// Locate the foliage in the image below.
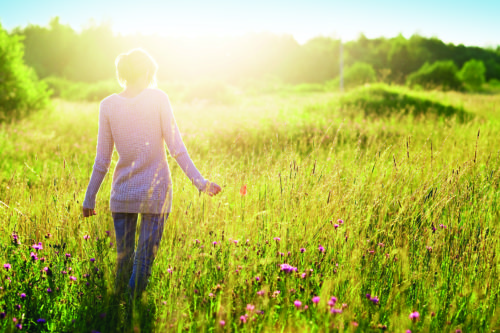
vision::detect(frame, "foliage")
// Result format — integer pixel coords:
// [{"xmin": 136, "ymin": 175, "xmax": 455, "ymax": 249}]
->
[
  {"xmin": 326, "ymin": 62, "xmax": 377, "ymax": 91},
  {"xmin": 459, "ymin": 59, "xmax": 486, "ymax": 90},
  {"xmin": 0, "ymin": 89, "xmax": 499, "ymax": 332},
  {"xmin": 9, "ymin": 18, "xmax": 500, "ymax": 85},
  {"xmin": 0, "ymin": 23, "xmax": 50, "ymax": 121},
  {"xmin": 406, "ymin": 61, "xmax": 463, "ymax": 91}
]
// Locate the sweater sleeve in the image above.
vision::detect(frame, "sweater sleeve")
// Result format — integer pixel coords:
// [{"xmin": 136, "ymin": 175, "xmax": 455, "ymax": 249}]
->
[
  {"xmin": 160, "ymin": 94, "xmax": 208, "ymax": 192},
  {"xmin": 83, "ymin": 102, "xmax": 114, "ymax": 209}
]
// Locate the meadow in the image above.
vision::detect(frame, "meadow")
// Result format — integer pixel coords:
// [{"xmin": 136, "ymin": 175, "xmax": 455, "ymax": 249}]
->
[{"xmin": 0, "ymin": 84, "xmax": 499, "ymax": 332}]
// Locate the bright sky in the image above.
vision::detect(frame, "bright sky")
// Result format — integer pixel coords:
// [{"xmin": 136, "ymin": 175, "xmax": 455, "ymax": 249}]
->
[{"xmin": 1, "ymin": 0, "xmax": 499, "ymax": 47}]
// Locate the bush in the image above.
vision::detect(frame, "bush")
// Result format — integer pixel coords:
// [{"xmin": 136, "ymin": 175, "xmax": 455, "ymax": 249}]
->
[
  {"xmin": 459, "ymin": 59, "xmax": 486, "ymax": 91},
  {"xmin": 327, "ymin": 62, "xmax": 376, "ymax": 90},
  {"xmin": 0, "ymin": 23, "xmax": 50, "ymax": 121},
  {"xmin": 406, "ymin": 61, "xmax": 463, "ymax": 91}
]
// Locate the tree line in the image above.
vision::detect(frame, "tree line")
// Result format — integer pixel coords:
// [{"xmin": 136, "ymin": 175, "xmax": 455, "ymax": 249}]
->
[{"xmin": 10, "ymin": 17, "xmax": 500, "ymax": 85}]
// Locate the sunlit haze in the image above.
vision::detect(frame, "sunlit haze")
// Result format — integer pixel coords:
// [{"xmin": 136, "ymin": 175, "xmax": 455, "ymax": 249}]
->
[{"xmin": 1, "ymin": 0, "xmax": 500, "ymax": 46}]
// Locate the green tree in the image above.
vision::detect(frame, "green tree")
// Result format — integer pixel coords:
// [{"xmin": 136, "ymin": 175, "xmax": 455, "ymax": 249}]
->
[
  {"xmin": 0, "ymin": 23, "xmax": 49, "ymax": 121},
  {"xmin": 407, "ymin": 60, "xmax": 463, "ymax": 91},
  {"xmin": 459, "ymin": 59, "xmax": 486, "ymax": 90}
]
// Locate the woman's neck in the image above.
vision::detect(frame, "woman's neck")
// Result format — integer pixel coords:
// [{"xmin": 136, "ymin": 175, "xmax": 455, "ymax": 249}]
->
[{"xmin": 120, "ymin": 83, "xmax": 149, "ymax": 98}]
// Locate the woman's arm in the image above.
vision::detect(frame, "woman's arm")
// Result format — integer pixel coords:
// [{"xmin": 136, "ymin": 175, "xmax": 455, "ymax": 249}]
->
[
  {"xmin": 82, "ymin": 102, "xmax": 114, "ymax": 215},
  {"xmin": 160, "ymin": 94, "xmax": 221, "ymax": 196}
]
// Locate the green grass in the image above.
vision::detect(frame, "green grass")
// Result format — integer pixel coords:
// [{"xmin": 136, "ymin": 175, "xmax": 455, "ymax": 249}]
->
[{"xmin": 0, "ymin": 84, "xmax": 499, "ymax": 332}]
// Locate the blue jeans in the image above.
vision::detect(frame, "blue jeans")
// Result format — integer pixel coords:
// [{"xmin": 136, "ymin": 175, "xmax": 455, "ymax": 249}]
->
[{"xmin": 112, "ymin": 212, "xmax": 168, "ymax": 297}]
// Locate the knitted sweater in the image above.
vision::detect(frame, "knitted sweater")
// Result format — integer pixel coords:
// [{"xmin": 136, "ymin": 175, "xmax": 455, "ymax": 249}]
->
[{"xmin": 83, "ymin": 88, "xmax": 207, "ymax": 213}]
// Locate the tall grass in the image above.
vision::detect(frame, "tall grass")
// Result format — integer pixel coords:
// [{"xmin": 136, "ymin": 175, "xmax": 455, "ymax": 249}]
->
[{"xmin": 0, "ymin": 85, "xmax": 499, "ymax": 332}]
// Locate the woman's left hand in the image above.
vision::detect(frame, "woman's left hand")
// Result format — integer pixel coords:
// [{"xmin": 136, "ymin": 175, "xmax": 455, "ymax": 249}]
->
[{"xmin": 82, "ymin": 207, "xmax": 97, "ymax": 218}]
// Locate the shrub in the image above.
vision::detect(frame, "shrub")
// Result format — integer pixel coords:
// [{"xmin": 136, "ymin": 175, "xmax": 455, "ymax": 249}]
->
[
  {"xmin": 0, "ymin": 23, "xmax": 50, "ymax": 121},
  {"xmin": 459, "ymin": 59, "xmax": 486, "ymax": 91},
  {"xmin": 327, "ymin": 62, "xmax": 376, "ymax": 90},
  {"xmin": 406, "ymin": 60, "xmax": 463, "ymax": 91}
]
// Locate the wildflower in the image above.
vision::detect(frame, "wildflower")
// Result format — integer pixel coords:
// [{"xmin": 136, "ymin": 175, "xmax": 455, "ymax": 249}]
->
[
  {"xmin": 220, "ymin": 320, "xmax": 225, "ymax": 326},
  {"xmin": 318, "ymin": 245, "xmax": 325, "ymax": 253},
  {"xmin": 110, "ymin": 242, "xmax": 113, "ymax": 247},
  {"xmin": 351, "ymin": 322, "xmax": 359, "ymax": 327},
  {"xmin": 255, "ymin": 276, "xmax": 260, "ymax": 281},
  {"xmin": 47, "ymin": 288, "xmax": 52, "ymax": 293},
  {"xmin": 455, "ymin": 330, "xmax": 462, "ymax": 333},
  {"xmin": 240, "ymin": 184, "xmax": 247, "ymax": 196},
  {"xmin": 212, "ymin": 241, "xmax": 217, "ymax": 246},
  {"xmin": 194, "ymin": 239, "xmax": 200, "ymax": 244},
  {"xmin": 301, "ymin": 272, "xmax": 307, "ymax": 278},
  {"xmin": 62, "ymin": 270, "xmax": 67, "ymax": 275},
  {"xmin": 84, "ymin": 235, "xmax": 90, "ymax": 240},
  {"xmin": 11, "ymin": 233, "xmax": 20, "ymax": 245},
  {"xmin": 37, "ymin": 318, "xmax": 46, "ymax": 324},
  {"xmin": 69, "ymin": 276, "xmax": 77, "ymax": 281},
  {"xmin": 300, "ymin": 248, "xmax": 306, "ymax": 253},
  {"xmin": 30, "ymin": 252, "xmax": 38, "ymax": 261},
  {"xmin": 209, "ymin": 293, "xmax": 214, "ymax": 297},
  {"xmin": 15, "ymin": 324, "xmax": 22, "ymax": 330},
  {"xmin": 409, "ymin": 311, "xmax": 419, "ymax": 320},
  {"xmin": 272, "ymin": 290, "xmax": 281, "ymax": 298},
  {"xmin": 439, "ymin": 224, "xmax": 447, "ymax": 229},
  {"xmin": 426, "ymin": 246, "xmax": 433, "ymax": 252},
  {"xmin": 0, "ymin": 312, "xmax": 5, "ymax": 319},
  {"xmin": 338, "ymin": 219, "xmax": 344, "ymax": 224},
  {"xmin": 233, "ymin": 240, "xmax": 239, "ymax": 245},
  {"xmin": 246, "ymin": 304, "xmax": 255, "ymax": 312},
  {"xmin": 330, "ymin": 308, "xmax": 342, "ymax": 314},
  {"xmin": 280, "ymin": 263, "xmax": 297, "ymax": 273},
  {"xmin": 370, "ymin": 295, "xmax": 379, "ymax": 304},
  {"xmin": 167, "ymin": 268, "xmax": 172, "ymax": 274},
  {"xmin": 13, "ymin": 317, "xmax": 17, "ymax": 322},
  {"xmin": 20, "ymin": 293, "xmax": 26, "ymax": 299},
  {"xmin": 15, "ymin": 304, "xmax": 21, "ymax": 310},
  {"xmin": 328, "ymin": 296, "xmax": 337, "ymax": 307},
  {"xmin": 334, "ymin": 224, "xmax": 339, "ymax": 229},
  {"xmin": 312, "ymin": 296, "xmax": 320, "ymax": 304},
  {"xmin": 90, "ymin": 258, "xmax": 96, "ymax": 262},
  {"xmin": 240, "ymin": 315, "xmax": 247, "ymax": 323},
  {"xmin": 4, "ymin": 263, "xmax": 11, "ymax": 271},
  {"xmin": 45, "ymin": 233, "xmax": 52, "ymax": 239},
  {"xmin": 378, "ymin": 243, "xmax": 385, "ymax": 247},
  {"xmin": 273, "ymin": 237, "xmax": 280, "ymax": 242},
  {"xmin": 105, "ymin": 230, "xmax": 110, "ymax": 237},
  {"xmin": 257, "ymin": 290, "xmax": 265, "ymax": 296},
  {"xmin": 294, "ymin": 300, "xmax": 302, "ymax": 308},
  {"xmin": 406, "ymin": 330, "xmax": 412, "ymax": 333},
  {"xmin": 65, "ymin": 253, "xmax": 71, "ymax": 258},
  {"xmin": 32, "ymin": 242, "xmax": 43, "ymax": 251}
]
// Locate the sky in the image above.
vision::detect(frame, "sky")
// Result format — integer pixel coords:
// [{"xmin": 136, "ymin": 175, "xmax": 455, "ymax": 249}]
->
[{"xmin": 1, "ymin": 0, "xmax": 499, "ymax": 47}]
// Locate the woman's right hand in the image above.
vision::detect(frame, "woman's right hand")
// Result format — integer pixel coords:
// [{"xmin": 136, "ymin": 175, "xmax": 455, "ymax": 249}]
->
[{"xmin": 205, "ymin": 182, "xmax": 222, "ymax": 197}]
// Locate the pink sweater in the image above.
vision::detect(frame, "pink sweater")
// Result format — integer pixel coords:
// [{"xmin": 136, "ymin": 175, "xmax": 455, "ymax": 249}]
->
[{"xmin": 83, "ymin": 88, "xmax": 207, "ymax": 214}]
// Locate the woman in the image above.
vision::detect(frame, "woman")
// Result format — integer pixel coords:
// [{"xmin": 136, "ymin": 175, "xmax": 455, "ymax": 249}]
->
[{"xmin": 82, "ymin": 48, "xmax": 221, "ymax": 298}]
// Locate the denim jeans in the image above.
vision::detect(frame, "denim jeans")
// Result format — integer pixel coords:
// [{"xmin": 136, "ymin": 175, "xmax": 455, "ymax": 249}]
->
[{"xmin": 112, "ymin": 212, "xmax": 168, "ymax": 298}]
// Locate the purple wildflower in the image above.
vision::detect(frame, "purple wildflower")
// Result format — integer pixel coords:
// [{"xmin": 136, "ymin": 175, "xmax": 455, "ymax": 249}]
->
[
  {"xmin": 65, "ymin": 253, "xmax": 71, "ymax": 258},
  {"xmin": 330, "ymin": 308, "xmax": 342, "ymax": 314},
  {"xmin": 318, "ymin": 245, "xmax": 325, "ymax": 253},
  {"xmin": 334, "ymin": 224, "xmax": 339, "ymax": 229},
  {"xmin": 69, "ymin": 276, "xmax": 77, "ymax": 281},
  {"xmin": 220, "ymin": 320, "xmax": 225, "ymax": 326},
  {"xmin": 47, "ymin": 288, "xmax": 52, "ymax": 293},
  {"xmin": 4, "ymin": 263, "xmax": 11, "ymax": 271},
  {"xmin": 257, "ymin": 290, "xmax": 265, "ymax": 296},
  {"xmin": 83, "ymin": 235, "xmax": 90, "ymax": 240},
  {"xmin": 20, "ymin": 293, "xmax": 26, "ymax": 299},
  {"xmin": 312, "ymin": 296, "xmax": 320, "ymax": 304},
  {"xmin": 240, "ymin": 315, "xmax": 247, "ymax": 323},
  {"xmin": 255, "ymin": 276, "xmax": 260, "ymax": 281},
  {"xmin": 15, "ymin": 304, "xmax": 21, "ymax": 310},
  {"xmin": 37, "ymin": 318, "xmax": 46, "ymax": 324},
  {"xmin": 0, "ymin": 312, "xmax": 5, "ymax": 319},
  {"xmin": 338, "ymin": 219, "xmax": 344, "ymax": 224},
  {"xmin": 300, "ymin": 248, "xmax": 306, "ymax": 253},
  {"xmin": 280, "ymin": 263, "xmax": 297, "ymax": 273},
  {"xmin": 409, "ymin": 311, "xmax": 419, "ymax": 320},
  {"xmin": 90, "ymin": 258, "xmax": 96, "ymax": 262},
  {"xmin": 294, "ymin": 300, "xmax": 302, "ymax": 308}
]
